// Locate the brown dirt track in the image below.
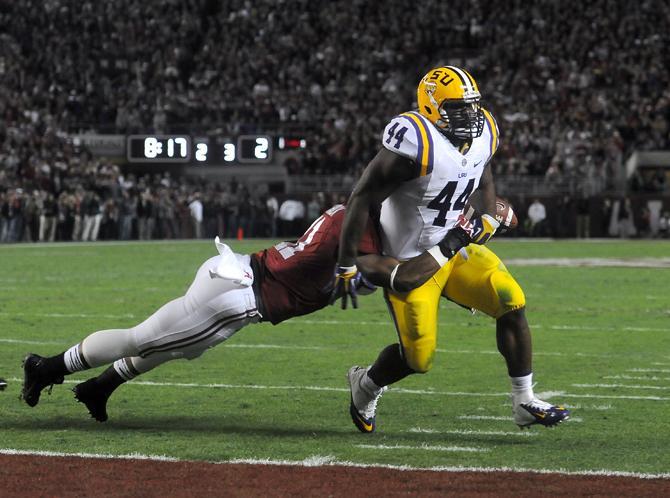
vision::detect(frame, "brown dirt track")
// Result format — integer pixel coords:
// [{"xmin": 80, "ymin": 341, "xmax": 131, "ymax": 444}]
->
[{"xmin": 1, "ymin": 454, "xmax": 669, "ymax": 497}]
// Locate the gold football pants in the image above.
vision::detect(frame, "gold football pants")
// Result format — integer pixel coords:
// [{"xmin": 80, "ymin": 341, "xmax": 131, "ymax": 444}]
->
[{"xmin": 385, "ymin": 244, "xmax": 525, "ymax": 373}]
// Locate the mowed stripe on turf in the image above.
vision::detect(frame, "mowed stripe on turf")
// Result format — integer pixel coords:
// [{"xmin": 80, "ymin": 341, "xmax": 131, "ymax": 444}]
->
[{"xmin": 0, "ymin": 448, "xmax": 668, "ymax": 480}]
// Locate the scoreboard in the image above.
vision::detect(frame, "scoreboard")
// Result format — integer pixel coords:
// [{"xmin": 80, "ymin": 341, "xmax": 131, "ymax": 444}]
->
[{"xmin": 126, "ymin": 135, "xmax": 273, "ymax": 164}]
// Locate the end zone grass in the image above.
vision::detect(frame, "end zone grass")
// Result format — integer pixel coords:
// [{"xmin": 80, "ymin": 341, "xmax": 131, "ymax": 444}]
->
[{"xmin": 1, "ymin": 239, "xmax": 669, "ymax": 475}]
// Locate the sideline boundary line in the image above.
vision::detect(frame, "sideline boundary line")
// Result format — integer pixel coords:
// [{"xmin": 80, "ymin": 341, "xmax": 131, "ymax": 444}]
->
[{"xmin": 1, "ymin": 449, "xmax": 668, "ymax": 480}]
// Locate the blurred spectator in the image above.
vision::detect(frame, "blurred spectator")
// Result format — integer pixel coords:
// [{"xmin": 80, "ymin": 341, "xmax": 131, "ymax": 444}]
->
[
  {"xmin": 81, "ymin": 192, "xmax": 102, "ymax": 242},
  {"xmin": 278, "ymin": 199, "xmax": 306, "ymax": 237},
  {"xmin": 137, "ymin": 190, "xmax": 156, "ymax": 241},
  {"xmin": 616, "ymin": 197, "xmax": 637, "ymax": 238},
  {"xmin": 39, "ymin": 193, "xmax": 58, "ymax": 242},
  {"xmin": 157, "ymin": 190, "xmax": 177, "ymax": 239},
  {"xmin": 266, "ymin": 194, "xmax": 279, "ymax": 238},
  {"xmin": 189, "ymin": 192, "xmax": 204, "ymax": 239},
  {"xmin": 119, "ymin": 190, "xmax": 137, "ymax": 240},
  {"xmin": 306, "ymin": 194, "xmax": 323, "ymax": 223},
  {"xmin": 526, "ymin": 198, "xmax": 547, "ymax": 237},
  {"xmin": 236, "ymin": 187, "xmax": 253, "ymax": 239},
  {"xmin": 575, "ymin": 196, "xmax": 590, "ymax": 239},
  {"xmin": 658, "ymin": 211, "xmax": 669, "ymax": 238}
]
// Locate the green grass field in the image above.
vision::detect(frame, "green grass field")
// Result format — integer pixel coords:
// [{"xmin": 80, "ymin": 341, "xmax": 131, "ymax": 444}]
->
[{"xmin": 1, "ymin": 239, "xmax": 669, "ymax": 475}]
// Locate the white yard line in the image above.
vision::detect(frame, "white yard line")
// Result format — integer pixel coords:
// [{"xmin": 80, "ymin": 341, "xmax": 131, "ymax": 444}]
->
[
  {"xmin": 0, "ymin": 336, "xmax": 663, "ymax": 362},
  {"xmin": 604, "ymin": 375, "xmax": 670, "ymax": 381},
  {"xmin": 0, "ymin": 338, "xmax": 67, "ymax": 346},
  {"xmin": 355, "ymin": 443, "xmax": 488, "ymax": 453},
  {"xmin": 2, "ymin": 312, "xmax": 669, "ymax": 334},
  {"xmin": 6, "ymin": 377, "xmax": 669, "ymax": 401},
  {"xmin": 573, "ymin": 383, "xmax": 670, "ymax": 391},
  {"xmin": 1, "ymin": 449, "xmax": 668, "ymax": 480},
  {"xmin": 563, "ymin": 393, "xmax": 669, "ymax": 401},
  {"xmin": 0, "ymin": 448, "xmax": 179, "ymax": 461},
  {"xmin": 455, "ymin": 415, "xmax": 583, "ymax": 423},
  {"xmin": 227, "ymin": 344, "xmax": 326, "ymax": 351},
  {"xmin": 0, "ymin": 311, "xmax": 137, "ymax": 320},
  {"xmin": 505, "ymin": 257, "xmax": 670, "ymax": 268},
  {"xmin": 1, "ymin": 337, "xmax": 322, "ymax": 350},
  {"xmin": 457, "ymin": 415, "xmax": 513, "ymax": 421},
  {"xmin": 628, "ymin": 368, "xmax": 670, "ymax": 373},
  {"xmin": 408, "ymin": 427, "xmax": 537, "ymax": 437},
  {"xmin": 563, "ymin": 404, "xmax": 612, "ymax": 411}
]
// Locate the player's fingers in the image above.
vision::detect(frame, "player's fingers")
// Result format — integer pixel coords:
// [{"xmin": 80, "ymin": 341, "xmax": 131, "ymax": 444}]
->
[
  {"xmin": 328, "ymin": 284, "xmax": 338, "ymax": 305},
  {"xmin": 329, "ymin": 279, "xmax": 343, "ymax": 305},
  {"xmin": 350, "ymin": 290, "xmax": 358, "ymax": 309}
]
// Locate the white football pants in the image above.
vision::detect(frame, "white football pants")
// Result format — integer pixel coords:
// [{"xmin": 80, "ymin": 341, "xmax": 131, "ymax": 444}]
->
[{"xmin": 77, "ymin": 253, "xmax": 260, "ymax": 378}]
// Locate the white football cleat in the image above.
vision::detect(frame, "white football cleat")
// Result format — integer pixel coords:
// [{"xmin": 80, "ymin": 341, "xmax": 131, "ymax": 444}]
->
[
  {"xmin": 513, "ymin": 396, "xmax": 570, "ymax": 428},
  {"xmin": 347, "ymin": 366, "xmax": 387, "ymax": 433}
]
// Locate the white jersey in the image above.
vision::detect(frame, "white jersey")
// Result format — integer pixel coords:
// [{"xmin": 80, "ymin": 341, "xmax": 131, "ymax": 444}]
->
[{"xmin": 379, "ymin": 109, "xmax": 500, "ymax": 259}]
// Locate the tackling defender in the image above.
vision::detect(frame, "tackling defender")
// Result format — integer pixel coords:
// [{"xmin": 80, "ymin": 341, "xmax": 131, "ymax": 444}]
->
[
  {"xmin": 333, "ymin": 65, "xmax": 570, "ymax": 432},
  {"xmin": 20, "ymin": 204, "xmax": 459, "ymax": 422}
]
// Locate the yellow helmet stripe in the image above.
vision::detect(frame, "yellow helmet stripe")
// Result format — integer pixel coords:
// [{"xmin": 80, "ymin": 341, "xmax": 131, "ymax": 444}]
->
[
  {"xmin": 401, "ymin": 112, "xmax": 434, "ymax": 176},
  {"xmin": 481, "ymin": 108, "xmax": 499, "ymax": 156}
]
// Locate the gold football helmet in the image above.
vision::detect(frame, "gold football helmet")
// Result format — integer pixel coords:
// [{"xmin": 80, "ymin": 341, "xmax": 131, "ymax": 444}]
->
[{"xmin": 417, "ymin": 66, "xmax": 485, "ymax": 140}]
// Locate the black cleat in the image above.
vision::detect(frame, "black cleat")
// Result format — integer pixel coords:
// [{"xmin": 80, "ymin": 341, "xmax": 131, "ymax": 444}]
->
[
  {"xmin": 21, "ymin": 354, "xmax": 64, "ymax": 407},
  {"xmin": 0, "ymin": 378, "xmax": 7, "ymax": 391},
  {"xmin": 73, "ymin": 378, "xmax": 111, "ymax": 422}
]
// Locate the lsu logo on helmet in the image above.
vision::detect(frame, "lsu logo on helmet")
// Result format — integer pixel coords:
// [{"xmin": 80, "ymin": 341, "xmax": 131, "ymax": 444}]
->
[{"xmin": 417, "ymin": 66, "xmax": 485, "ymax": 141}]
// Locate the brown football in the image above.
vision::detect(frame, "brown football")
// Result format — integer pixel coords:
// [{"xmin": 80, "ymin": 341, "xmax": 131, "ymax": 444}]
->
[
  {"xmin": 463, "ymin": 194, "xmax": 518, "ymax": 232},
  {"xmin": 494, "ymin": 197, "xmax": 518, "ymax": 231}
]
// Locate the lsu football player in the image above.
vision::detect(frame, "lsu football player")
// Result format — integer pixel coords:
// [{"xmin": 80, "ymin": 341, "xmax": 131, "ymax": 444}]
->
[{"xmin": 334, "ymin": 66, "xmax": 569, "ymax": 432}]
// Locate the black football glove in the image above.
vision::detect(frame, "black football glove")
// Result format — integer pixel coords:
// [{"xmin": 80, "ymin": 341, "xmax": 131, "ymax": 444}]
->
[{"xmin": 437, "ymin": 225, "xmax": 473, "ymax": 259}]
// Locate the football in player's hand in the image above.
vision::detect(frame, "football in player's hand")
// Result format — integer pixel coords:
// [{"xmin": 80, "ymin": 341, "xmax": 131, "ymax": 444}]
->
[
  {"xmin": 463, "ymin": 194, "xmax": 518, "ymax": 233},
  {"xmin": 494, "ymin": 197, "xmax": 518, "ymax": 232}
]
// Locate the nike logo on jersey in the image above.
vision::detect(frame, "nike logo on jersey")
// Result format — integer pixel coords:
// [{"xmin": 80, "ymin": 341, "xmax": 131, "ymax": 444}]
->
[{"xmin": 474, "ymin": 161, "xmax": 482, "ymax": 168}]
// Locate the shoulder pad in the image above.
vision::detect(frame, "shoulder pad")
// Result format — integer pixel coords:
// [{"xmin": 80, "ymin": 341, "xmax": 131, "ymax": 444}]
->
[
  {"xmin": 381, "ymin": 112, "xmax": 435, "ymax": 176},
  {"xmin": 481, "ymin": 108, "xmax": 500, "ymax": 156}
]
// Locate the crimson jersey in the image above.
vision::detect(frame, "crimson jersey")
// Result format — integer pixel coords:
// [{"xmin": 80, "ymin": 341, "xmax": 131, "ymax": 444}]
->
[{"xmin": 250, "ymin": 204, "xmax": 380, "ymax": 324}]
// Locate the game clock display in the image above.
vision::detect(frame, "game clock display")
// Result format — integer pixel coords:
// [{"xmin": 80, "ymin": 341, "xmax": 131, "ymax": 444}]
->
[{"xmin": 126, "ymin": 135, "xmax": 272, "ymax": 164}]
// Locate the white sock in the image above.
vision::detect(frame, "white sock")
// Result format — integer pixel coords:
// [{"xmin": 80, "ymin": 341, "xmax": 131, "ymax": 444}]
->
[
  {"xmin": 360, "ymin": 367, "xmax": 383, "ymax": 394},
  {"xmin": 511, "ymin": 373, "xmax": 534, "ymax": 404},
  {"xmin": 63, "ymin": 343, "xmax": 90, "ymax": 373}
]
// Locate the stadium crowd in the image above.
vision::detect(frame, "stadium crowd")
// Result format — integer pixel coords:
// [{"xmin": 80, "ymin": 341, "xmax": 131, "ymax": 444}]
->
[{"xmin": 1, "ymin": 0, "xmax": 669, "ymax": 242}]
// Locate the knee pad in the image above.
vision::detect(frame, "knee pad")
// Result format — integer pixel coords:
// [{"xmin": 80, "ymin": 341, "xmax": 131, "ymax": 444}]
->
[
  {"xmin": 403, "ymin": 347, "xmax": 434, "ymax": 374},
  {"xmin": 490, "ymin": 271, "xmax": 526, "ymax": 318}
]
